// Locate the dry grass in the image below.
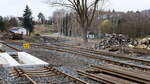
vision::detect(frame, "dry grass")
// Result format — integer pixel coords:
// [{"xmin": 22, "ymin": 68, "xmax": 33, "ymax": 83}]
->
[{"xmin": 34, "ymin": 25, "xmax": 54, "ymax": 35}]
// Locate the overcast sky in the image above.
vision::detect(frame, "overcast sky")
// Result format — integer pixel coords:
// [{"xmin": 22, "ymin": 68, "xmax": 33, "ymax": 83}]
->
[{"xmin": 0, "ymin": 0, "xmax": 150, "ymax": 19}]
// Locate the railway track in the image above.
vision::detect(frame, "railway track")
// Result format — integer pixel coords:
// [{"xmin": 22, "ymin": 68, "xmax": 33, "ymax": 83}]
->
[
  {"xmin": 28, "ymin": 43, "xmax": 150, "ymax": 71},
  {"xmin": 52, "ymin": 43, "xmax": 150, "ymax": 65},
  {"xmin": 0, "ymin": 42, "xmax": 88, "ymax": 84},
  {"xmin": 0, "ymin": 42, "xmax": 22, "ymax": 52},
  {"xmin": 2, "ymin": 41, "xmax": 150, "ymax": 71},
  {"xmin": 78, "ymin": 64, "xmax": 150, "ymax": 84},
  {"xmin": 9, "ymin": 66, "xmax": 87, "ymax": 84},
  {"xmin": 2, "ymin": 41, "xmax": 150, "ymax": 83}
]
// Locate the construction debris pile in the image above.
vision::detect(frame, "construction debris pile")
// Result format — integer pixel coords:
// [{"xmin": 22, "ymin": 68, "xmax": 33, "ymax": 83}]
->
[
  {"xmin": 1, "ymin": 31, "xmax": 23, "ymax": 40},
  {"xmin": 136, "ymin": 37, "xmax": 150, "ymax": 49},
  {"xmin": 94, "ymin": 33, "xmax": 138, "ymax": 49}
]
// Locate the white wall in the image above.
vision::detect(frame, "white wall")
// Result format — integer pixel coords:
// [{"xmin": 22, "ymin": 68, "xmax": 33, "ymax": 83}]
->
[{"xmin": 18, "ymin": 28, "xmax": 27, "ymax": 35}]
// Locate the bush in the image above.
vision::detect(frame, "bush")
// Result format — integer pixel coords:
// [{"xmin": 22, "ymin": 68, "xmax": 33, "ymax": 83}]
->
[{"xmin": 100, "ymin": 20, "xmax": 113, "ymax": 34}]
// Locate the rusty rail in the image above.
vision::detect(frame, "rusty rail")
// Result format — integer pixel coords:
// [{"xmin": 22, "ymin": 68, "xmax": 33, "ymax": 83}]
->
[
  {"xmin": 0, "ymin": 42, "xmax": 22, "ymax": 52},
  {"xmin": 78, "ymin": 64, "xmax": 150, "ymax": 84},
  {"xmin": 77, "ymin": 70, "xmax": 138, "ymax": 84},
  {"xmin": 13, "ymin": 67, "xmax": 37, "ymax": 84},
  {"xmin": 53, "ymin": 43, "xmax": 150, "ymax": 65},
  {"xmin": 3, "ymin": 42, "xmax": 150, "ymax": 67},
  {"xmin": 44, "ymin": 66, "xmax": 88, "ymax": 84},
  {"xmin": 30, "ymin": 43, "xmax": 150, "ymax": 71},
  {"xmin": 2, "ymin": 41, "xmax": 150, "ymax": 71},
  {"xmin": 91, "ymin": 64, "xmax": 150, "ymax": 84},
  {"xmin": 11, "ymin": 66, "xmax": 88, "ymax": 84}
]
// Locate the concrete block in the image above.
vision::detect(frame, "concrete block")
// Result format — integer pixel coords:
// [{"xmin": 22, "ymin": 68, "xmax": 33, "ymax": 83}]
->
[
  {"xmin": 18, "ymin": 52, "xmax": 48, "ymax": 65},
  {"xmin": 0, "ymin": 53, "xmax": 20, "ymax": 66}
]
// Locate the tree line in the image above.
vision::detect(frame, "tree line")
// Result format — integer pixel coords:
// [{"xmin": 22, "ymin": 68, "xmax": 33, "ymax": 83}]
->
[
  {"xmin": 0, "ymin": 5, "xmax": 34, "ymax": 35},
  {"xmin": 0, "ymin": 16, "xmax": 19, "ymax": 31},
  {"xmin": 1, "ymin": 1, "xmax": 150, "ymax": 41},
  {"xmin": 51, "ymin": 9, "xmax": 150, "ymax": 39},
  {"xmin": 0, "ymin": 5, "xmax": 52, "ymax": 36},
  {"xmin": 100, "ymin": 11, "xmax": 150, "ymax": 38}
]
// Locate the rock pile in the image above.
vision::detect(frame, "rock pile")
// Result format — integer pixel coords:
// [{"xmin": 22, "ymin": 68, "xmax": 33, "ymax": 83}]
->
[{"xmin": 94, "ymin": 33, "xmax": 138, "ymax": 49}]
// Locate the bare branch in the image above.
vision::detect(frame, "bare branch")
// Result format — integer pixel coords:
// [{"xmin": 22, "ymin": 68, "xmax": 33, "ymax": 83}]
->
[{"xmin": 46, "ymin": 0, "xmax": 107, "ymax": 42}]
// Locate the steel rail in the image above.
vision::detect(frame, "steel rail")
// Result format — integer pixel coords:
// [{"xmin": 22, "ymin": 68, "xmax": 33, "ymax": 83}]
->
[
  {"xmin": 11, "ymin": 66, "xmax": 88, "ymax": 84},
  {"xmin": 0, "ymin": 42, "xmax": 22, "ymax": 52},
  {"xmin": 91, "ymin": 65, "xmax": 150, "ymax": 84},
  {"xmin": 2, "ymin": 42, "xmax": 150, "ymax": 71},
  {"xmin": 13, "ymin": 67, "xmax": 37, "ymax": 84},
  {"xmin": 31, "ymin": 44, "xmax": 150, "ymax": 71},
  {"xmin": 52, "ymin": 43, "xmax": 150, "ymax": 66}
]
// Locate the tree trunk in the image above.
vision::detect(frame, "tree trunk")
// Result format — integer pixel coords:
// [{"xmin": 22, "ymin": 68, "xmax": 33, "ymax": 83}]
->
[
  {"xmin": 29, "ymin": 31, "xmax": 31, "ymax": 36},
  {"xmin": 26, "ymin": 30, "xmax": 29, "ymax": 36},
  {"xmin": 82, "ymin": 28, "xmax": 88, "ymax": 43}
]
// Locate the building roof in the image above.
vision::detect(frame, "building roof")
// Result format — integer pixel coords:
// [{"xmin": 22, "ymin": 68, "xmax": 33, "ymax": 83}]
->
[{"xmin": 9, "ymin": 27, "xmax": 26, "ymax": 32}]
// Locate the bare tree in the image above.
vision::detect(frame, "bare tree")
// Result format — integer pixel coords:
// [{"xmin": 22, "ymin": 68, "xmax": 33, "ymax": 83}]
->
[
  {"xmin": 47, "ymin": 0, "xmax": 106, "ymax": 42},
  {"xmin": 52, "ymin": 9, "xmax": 66, "ymax": 33},
  {"xmin": 38, "ymin": 12, "xmax": 46, "ymax": 24}
]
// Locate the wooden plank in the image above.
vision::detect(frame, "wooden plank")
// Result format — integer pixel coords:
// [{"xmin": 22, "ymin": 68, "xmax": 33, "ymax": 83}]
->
[
  {"xmin": 115, "ymin": 46, "xmax": 150, "ymax": 54},
  {"xmin": 24, "ymin": 74, "xmax": 37, "ymax": 84},
  {"xmin": 104, "ymin": 64, "xmax": 150, "ymax": 75},
  {"xmin": 26, "ymin": 72, "xmax": 54, "ymax": 75},
  {"xmin": 44, "ymin": 67, "xmax": 88, "ymax": 84},
  {"xmin": 78, "ymin": 70, "xmax": 137, "ymax": 84},
  {"xmin": 92, "ymin": 65, "xmax": 150, "ymax": 83},
  {"xmin": 97, "ymin": 73, "xmax": 137, "ymax": 84},
  {"xmin": 78, "ymin": 70, "xmax": 114, "ymax": 84}
]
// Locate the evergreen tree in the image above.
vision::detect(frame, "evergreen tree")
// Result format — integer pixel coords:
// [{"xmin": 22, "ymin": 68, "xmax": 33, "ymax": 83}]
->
[
  {"xmin": 23, "ymin": 5, "xmax": 34, "ymax": 36},
  {"xmin": 0, "ymin": 16, "xmax": 5, "ymax": 31}
]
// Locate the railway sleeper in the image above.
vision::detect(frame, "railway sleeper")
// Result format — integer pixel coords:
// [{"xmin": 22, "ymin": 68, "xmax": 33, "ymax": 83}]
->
[
  {"xmin": 91, "ymin": 65, "xmax": 150, "ymax": 84},
  {"xmin": 77, "ymin": 70, "xmax": 137, "ymax": 84}
]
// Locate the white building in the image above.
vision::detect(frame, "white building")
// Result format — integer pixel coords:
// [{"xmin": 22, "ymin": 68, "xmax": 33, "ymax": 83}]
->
[
  {"xmin": 9, "ymin": 27, "xmax": 27, "ymax": 35},
  {"xmin": 87, "ymin": 32, "xmax": 95, "ymax": 39}
]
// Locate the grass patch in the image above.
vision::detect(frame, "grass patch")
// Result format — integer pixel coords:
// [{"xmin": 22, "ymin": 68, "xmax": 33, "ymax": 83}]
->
[{"xmin": 33, "ymin": 24, "xmax": 55, "ymax": 35}]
